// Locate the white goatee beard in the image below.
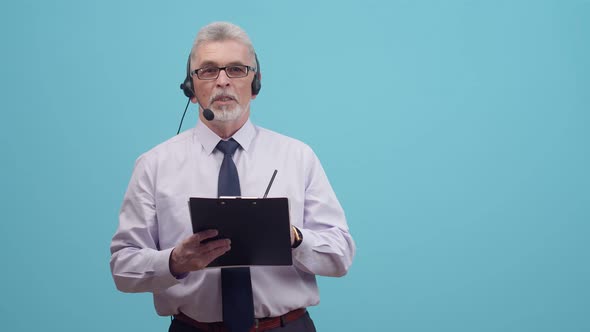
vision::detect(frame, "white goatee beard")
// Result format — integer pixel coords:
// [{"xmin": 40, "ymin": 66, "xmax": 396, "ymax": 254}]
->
[{"xmin": 210, "ymin": 104, "xmax": 245, "ymax": 122}]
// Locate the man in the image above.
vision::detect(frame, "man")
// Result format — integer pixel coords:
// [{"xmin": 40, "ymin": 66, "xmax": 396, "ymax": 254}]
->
[{"xmin": 110, "ymin": 21, "xmax": 355, "ymax": 332}]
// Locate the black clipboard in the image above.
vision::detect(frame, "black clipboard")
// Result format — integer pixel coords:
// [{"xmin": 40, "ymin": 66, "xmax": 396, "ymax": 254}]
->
[{"xmin": 188, "ymin": 197, "xmax": 293, "ymax": 267}]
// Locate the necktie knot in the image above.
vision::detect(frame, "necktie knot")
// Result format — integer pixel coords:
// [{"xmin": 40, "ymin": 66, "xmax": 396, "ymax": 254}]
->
[{"xmin": 216, "ymin": 138, "xmax": 240, "ymax": 156}]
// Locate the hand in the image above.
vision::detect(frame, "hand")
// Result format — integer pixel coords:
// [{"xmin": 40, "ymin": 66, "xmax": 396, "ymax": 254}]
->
[{"xmin": 169, "ymin": 229, "xmax": 231, "ymax": 276}]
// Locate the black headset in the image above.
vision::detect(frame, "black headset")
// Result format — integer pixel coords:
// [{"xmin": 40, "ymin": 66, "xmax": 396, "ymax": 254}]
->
[{"xmin": 180, "ymin": 53, "xmax": 262, "ymax": 99}]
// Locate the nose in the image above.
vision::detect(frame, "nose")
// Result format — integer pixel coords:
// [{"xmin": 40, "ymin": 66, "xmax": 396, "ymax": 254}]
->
[{"xmin": 215, "ymin": 68, "xmax": 231, "ymax": 88}]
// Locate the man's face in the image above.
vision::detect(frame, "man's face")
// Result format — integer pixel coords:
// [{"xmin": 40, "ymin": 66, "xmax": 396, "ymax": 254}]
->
[{"xmin": 192, "ymin": 40, "xmax": 257, "ymax": 122}]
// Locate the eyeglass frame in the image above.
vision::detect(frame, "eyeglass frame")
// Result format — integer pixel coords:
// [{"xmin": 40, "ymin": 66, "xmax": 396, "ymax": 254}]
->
[{"xmin": 190, "ymin": 64, "xmax": 257, "ymax": 80}]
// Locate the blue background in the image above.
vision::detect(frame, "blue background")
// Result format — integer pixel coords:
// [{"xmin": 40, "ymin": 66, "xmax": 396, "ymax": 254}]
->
[{"xmin": 1, "ymin": 0, "xmax": 589, "ymax": 331}]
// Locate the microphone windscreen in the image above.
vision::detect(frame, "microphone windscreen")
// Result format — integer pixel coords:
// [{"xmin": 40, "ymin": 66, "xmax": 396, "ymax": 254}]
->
[{"xmin": 203, "ymin": 108, "xmax": 215, "ymax": 121}]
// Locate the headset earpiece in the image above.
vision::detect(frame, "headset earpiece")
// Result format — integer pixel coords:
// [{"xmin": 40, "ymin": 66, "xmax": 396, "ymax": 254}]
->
[
  {"xmin": 180, "ymin": 55, "xmax": 194, "ymax": 98},
  {"xmin": 251, "ymin": 53, "xmax": 262, "ymax": 96}
]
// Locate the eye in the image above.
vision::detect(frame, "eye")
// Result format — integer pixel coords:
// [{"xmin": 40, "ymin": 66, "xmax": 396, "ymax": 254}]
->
[
  {"xmin": 227, "ymin": 66, "xmax": 247, "ymax": 76},
  {"xmin": 197, "ymin": 67, "xmax": 220, "ymax": 79},
  {"xmin": 201, "ymin": 67, "xmax": 218, "ymax": 75}
]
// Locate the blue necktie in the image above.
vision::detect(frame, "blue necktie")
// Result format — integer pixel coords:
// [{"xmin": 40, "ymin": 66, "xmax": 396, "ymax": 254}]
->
[{"xmin": 216, "ymin": 139, "xmax": 254, "ymax": 332}]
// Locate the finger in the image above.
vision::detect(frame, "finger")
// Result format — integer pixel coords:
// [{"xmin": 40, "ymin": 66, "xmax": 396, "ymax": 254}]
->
[
  {"xmin": 200, "ymin": 238, "xmax": 231, "ymax": 254},
  {"xmin": 189, "ymin": 239, "xmax": 230, "ymax": 268},
  {"xmin": 191, "ymin": 229, "xmax": 219, "ymax": 243},
  {"xmin": 198, "ymin": 245, "xmax": 232, "ymax": 267}
]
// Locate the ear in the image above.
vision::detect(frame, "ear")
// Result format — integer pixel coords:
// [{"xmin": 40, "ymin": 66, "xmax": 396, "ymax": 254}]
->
[{"xmin": 191, "ymin": 96, "xmax": 198, "ymax": 104}]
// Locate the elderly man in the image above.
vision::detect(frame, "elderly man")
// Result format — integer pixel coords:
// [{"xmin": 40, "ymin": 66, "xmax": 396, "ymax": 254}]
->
[{"xmin": 110, "ymin": 21, "xmax": 355, "ymax": 332}]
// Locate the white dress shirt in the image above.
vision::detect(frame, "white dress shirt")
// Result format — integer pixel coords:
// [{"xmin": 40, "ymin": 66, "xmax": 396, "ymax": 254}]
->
[{"xmin": 110, "ymin": 119, "xmax": 355, "ymax": 322}]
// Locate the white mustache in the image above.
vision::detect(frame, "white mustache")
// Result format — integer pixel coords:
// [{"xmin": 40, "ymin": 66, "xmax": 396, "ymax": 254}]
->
[{"xmin": 209, "ymin": 91, "xmax": 237, "ymax": 104}]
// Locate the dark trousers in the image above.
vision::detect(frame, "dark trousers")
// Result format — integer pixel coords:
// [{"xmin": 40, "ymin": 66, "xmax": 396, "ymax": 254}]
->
[{"xmin": 169, "ymin": 312, "xmax": 317, "ymax": 332}]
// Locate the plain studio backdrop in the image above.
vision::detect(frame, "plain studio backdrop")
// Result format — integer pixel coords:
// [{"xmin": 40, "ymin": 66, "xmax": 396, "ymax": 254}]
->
[{"xmin": 1, "ymin": 1, "xmax": 588, "ymax": 331}]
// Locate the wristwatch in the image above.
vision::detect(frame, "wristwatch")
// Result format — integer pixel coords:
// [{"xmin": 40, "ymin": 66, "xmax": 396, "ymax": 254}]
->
[{"xmin": 291, "ymin": 226, "xmax": 303, "ymax": 248}]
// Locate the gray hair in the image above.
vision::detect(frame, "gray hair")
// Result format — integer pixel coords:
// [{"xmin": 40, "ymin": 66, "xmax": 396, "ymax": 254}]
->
[{"xmin": 190, "ymin": 22, "xmax": 255, "ymax": 68}]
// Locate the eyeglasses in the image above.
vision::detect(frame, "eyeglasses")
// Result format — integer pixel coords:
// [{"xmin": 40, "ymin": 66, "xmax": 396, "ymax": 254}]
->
[{"xmin": 190, "ymin": 65, "xmax": 257, "ymax": 80}]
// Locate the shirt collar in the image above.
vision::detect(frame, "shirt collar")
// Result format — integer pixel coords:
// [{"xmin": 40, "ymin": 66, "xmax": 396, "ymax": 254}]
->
[{"xmin": 194, "ymin": 119, "xmax": 256, "ymax": 155}]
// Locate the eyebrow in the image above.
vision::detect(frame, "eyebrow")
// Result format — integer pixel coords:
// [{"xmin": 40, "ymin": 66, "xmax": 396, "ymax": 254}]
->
[{"xmin": 198, "ymin": 60, "xmax": 247, "ymax": 68}]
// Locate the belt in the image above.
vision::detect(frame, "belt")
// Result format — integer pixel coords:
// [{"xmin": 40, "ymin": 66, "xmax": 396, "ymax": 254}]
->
[{"xmin": 174, "ymin": 308, "xmax": 307, "ymax": 332}]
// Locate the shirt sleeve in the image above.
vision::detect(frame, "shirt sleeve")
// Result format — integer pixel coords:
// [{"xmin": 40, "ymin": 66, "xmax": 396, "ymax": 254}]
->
[
  {"xmin": 110, "ymin": 155, "xmax": 181, "ymax": 293},
  {"xmin": 291, "ymin": 149, "xmax": 356, "ymax": 277}
]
